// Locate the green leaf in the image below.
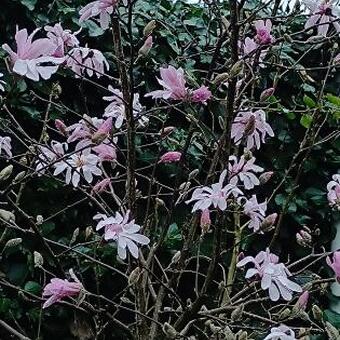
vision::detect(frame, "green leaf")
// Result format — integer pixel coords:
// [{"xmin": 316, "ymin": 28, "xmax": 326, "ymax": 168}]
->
[
  {"xmin": 326, "ymin": 94, "xmax": 340, "ymax": 107},
  {"xmin": 24, "ymin": 281, "xmax": 41, "ymax": 295},
  {"xmin": 300, "ymin": 114, "xmax": 313, "ymax": 128},
  {"xmin": 303, "ymin": 95, "xmax": 316, "ymax": 108},
  {"xmin": 20, "ymin": 0, "xmax": 38, "ymax": 10},
  {"xmin": 324, "ymin": 309, "xmax": 340, "ymax": 328}
]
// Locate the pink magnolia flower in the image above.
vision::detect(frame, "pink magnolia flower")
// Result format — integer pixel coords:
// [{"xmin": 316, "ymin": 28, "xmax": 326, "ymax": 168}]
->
[
  {"xmin": 0, "ymin": 73, "xmax": 6, "ymax": 92},
  {"xmin": 335, "ymin": 53, "xmax": 340, "ymax": 64},
  {"xmin": 103, "ymin": 86, "xmax": 147, "ymax": 128},
  {"xmin": 94, "ymin": 211, "xmax": 150, "ymax": 260},
  {"xmin": 35, "ymin": 141, "xmax": 68, "ymax": 174},
  {"xmin": 92, "ymin": 143, "xmax": 117, "ymax": 161},
  {"xmin": 263, "ymin": 325, "xmax": 296, "ymax": 340},
  {"xmin": 92, "ymin": 178, "xmax": 111, "ymax": 193},
  {"xmin": 67, "ymin": 116, "xmax": 104, "ymax": 145},
  {"xmin": 158, "ymin": 151, "xmax": 182, "ymax": 163},
  {"xmin": 254, "ymin": 20, "xmax": 274, "ymax": 45},
  {"xmin": 92, "ymin": 117, "xmax": 113, "ymax": 143},
  {"xmin": 327, "ymin": 174, "xmax": 340, "ymax": 210},
  {"xmin": 42, "ymin": 277, "xmax": 83, "ymax": 309},
  {"xmin": 2, "ymin": 28, "xmax": 64, "ymax": 81},
  {"xmin": 0, "ymin": 136, "xmax": 12, "ymax": 157},
  {"xmin": 186, "ymin": 170, "xmax": 243, "ymax": 212},
  {"xmin": 79, "ymin": 0, "xmax": 127, "ymax": 30},
  {"xmin": 231, "ymin": 109, "xmax": 274, "ymax": 150},
  {"xmin": 326, "ymin": 251, "xmax": 340, "ymax": 283},
  {"xmin": 243, "ymin": 195, "xmax": 267, "ymax": 232},
  {"xmin": 241, "ymin": 37, "xmax": 267, "ymax": 66},
  {"xmin": 54, "ymin": 148, "xmax": 102, "ymax": 187},
  {"xmin": 45, "ymin": 23, "xmax": 79, "ymax": 57},
  {"xmin": 228, "ymin": 155, "xmax": 264, "ymax": 190},
  {"xmin": 145, "ymin": 65, "xmax": 188, "ymax": 101},
  {"xmin": 237, "ymin": 249, "xmax": 302, "ymax": 301},
  {"xmin": 191, "ymin": 86, "xmax": 212, "ymax": 104},
  {"xmin": 66, "ymin": 47, "xmax": 109, "ymax": 78},
  {"xmin": 303, "ymin": 0, "xmax": 340, "ymax": 36}
]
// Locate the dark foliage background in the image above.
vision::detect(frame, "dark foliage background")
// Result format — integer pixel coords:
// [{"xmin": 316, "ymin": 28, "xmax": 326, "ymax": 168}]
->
[{"xmin": 0, "ymin": 0, "xmax": 339, "ymax": 338}]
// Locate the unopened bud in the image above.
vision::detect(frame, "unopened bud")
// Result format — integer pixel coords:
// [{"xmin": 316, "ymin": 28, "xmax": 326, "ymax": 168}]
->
[
  {"xmin": 70, "ymin": 228, "xmax": 79, "ymax": 245},
  {"xmin": 170, "ymin": 251, "xmax": 181, "ymax": 264},
  {"xmin": 279, "ymin": 308, "xmax": 291, "ymax": 320},
  {"xmin": 143, "ymin": 20, "xmax": 157, "ymax": 36},
  {"xmin": 55, "ymin": 119, "xmax": 68, "ymax": 136},
  {"xmin": 33, "ymin": 251, "xmax": 44, "ymax": 267},
  {"xmin": 236, "ymin": 330, "xmax": 248, "ymax": 340},
  {"xmin": 243, "ymin": 149, "xmax": 253, "ymax": 161},
  {"xmin": 259, "ymin": 171, "xmax": 274, "ymax": 184},
  {"xmin": 19, "ymin": 156, "xmax": 28, "ymax": 166},
  {"xmin": 0, "ymin": 209, "xmax": 15, "ymax": 222},
  {"xmin": 160, "ymin": 126, "xmax": 175, "ymax": 138},
  {"xmin": 128, "ymin": 267, "xmax": 141, "ymax": 285},
  {"xmin": 189, "ymin": 169, "xmax": 199, "ymax": 180},
  {"xmin": 0, "ymin": 165, "xmax": 13, "ymax": 181},
  {"xmin": 312, "ymin": 304, "xmax": 323, "ymax": 321},
  {"xmin": 85, "ymin": 226, "xmax": 93, "ymax": 240},
  {"xmin": 212, "ymin": 72, "xmax": 229, "ymax": 85},
  {"xmin": 155, "ymin": 197, "xmax": 165, "ymax": 207},
  {"xmin": 138, "ymin": 36, "xmax": 153, "ymax": 57},
  {"xmin": 261, "ymin": 213, "xmax": 278, "ymax": 231},
  {"xmin": 4, "ymin": 238, "xmax": 22, "ymax": 248},
  {"xmin": 231, "ymin": 304, "xmax": 244, "ymax": 322},
  {"xmin": 293, "ymin": 291, "xmax": 309, "ymax": 314},
  {"xmin": 229, "ymin": 60, "xmax": 244, "ymax": 78},
  {"xmin": 260, "ymin": 87, "xmax": 275, "ymax": 101},
  {"xmin": 162, "ymin": 322, "xmax": 177, "ymax": 339},
  {"xmin": 92, "ymin": 178, "xmax": 111, "ymax": 194},
  {"xmin": 200, "ymin": 209, "xmax": 211, "ymax": 234},
  {"xmin": 14, "ymin": 171, "xmax": 26, "ymax": 183}
]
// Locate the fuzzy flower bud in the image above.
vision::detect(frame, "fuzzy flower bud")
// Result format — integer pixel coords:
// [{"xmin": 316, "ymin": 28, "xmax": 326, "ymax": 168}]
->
[
  {"xmin": 138, "ymin": 36, "xmax": 153, "ymax": 57},
  {"xmin": 229, "ymin": 60, "xmax": 244, "ymax": 78},
  {"xmin": 143, "ymin": 20, "xmax": 157, "ymax": 36},
  {"xmin": 200, "ymin": 209, "xmax": 211, "ymax": 234},
  {"xmin": 0, "ymin": 165, "xmax": 13, "ymax": 181},
  {"xmin": 260, "ymin": 87, "xmax": 275, "ymax": 101},
  {"xmin": 212, "ymin": 72, "xmax": 229, "ymax": 85},
  {"xmin": 162, "ymin": 323, "xmax": 177, "ymax": 339},
  {"xmin": 160, "ymin": 126, "xmax": 175, "ymax": 138},
  {"xmin": 294, "ymin": 291, "xmax": 309, "ymax": 312},
  {"xmin": 259, "ymin": 171, "xmax": 274, "ymax": 184},
  {"xmin": 0, "ymin": 209, "xmax": 15, "ymax": 222},
  {"xmin": 260, "ymin": 213, "xmax": 277, "ymax": 231},
  {"xmin": 55, "ymin": 119, "xmax": 68, "ymax": 136},
  {"xmin": 92, "ymin": 178, "xmax": 111, "ymax": 194},
  {"xmin": 34, "ymin": 251, "xmax": 44, "ymax": 268},
  {"xmin": 159, "ymin": 151, "xmax": 181, "ymax": 164}
]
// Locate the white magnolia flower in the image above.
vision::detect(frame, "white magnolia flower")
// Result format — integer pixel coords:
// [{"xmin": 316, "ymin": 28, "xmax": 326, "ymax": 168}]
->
[
  {"xmin": 263, "ymin": 325, "xmax": 296, "ymax": 340},
  {"xmin": 36, "ymin": 141, "xmax": 68, "ymax": 174},
  {"xmin": 103, "ymin": 85, "xmax": 147, "ymax": 128},
  {"xmin": 327, "ymin": 174, "xmax": 340, "ymax": 210},
  {"xmin": 243, "ymin": 195, "xmax": 267, "ymax": 232},
  {"xmin": 186, "ymin": 170, "xmax": 243, "ymax": 212},
  {"xmin": 237, "ymin": 249, "xmax": 302, "ymax": 301},
  {"xmin": 54, "ymin": 148, "xmax": 102, "ymax": 187},
  {"xmin": 94, "ymin": 210, "xmax": 150, "ymax": 260},
  {"xmin": 229, "ymin": 155, "xmax": 264, "ymax": 190}
]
